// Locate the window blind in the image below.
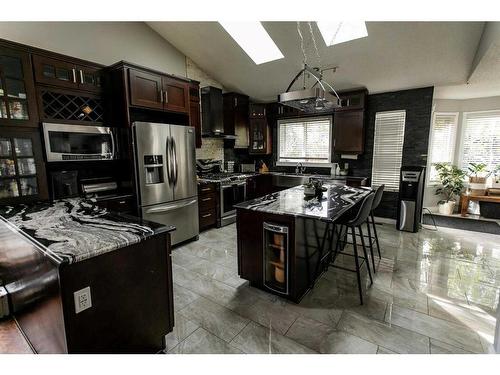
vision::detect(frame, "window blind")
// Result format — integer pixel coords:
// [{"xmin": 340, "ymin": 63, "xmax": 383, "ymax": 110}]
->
[
  {"xmin": 461, "ymin": 111, "xmax": 500, "ymax": 171},
  {"xmin": 371, "ymin": 110, "xmax": 406, "ymax": 191},
  {"xmin": 428, "ymin": 112, "xmax": 458, "ymax": 182},
  {"xmin": 278, "ymin": 117, "xmax": 331, "ymax": 164}
]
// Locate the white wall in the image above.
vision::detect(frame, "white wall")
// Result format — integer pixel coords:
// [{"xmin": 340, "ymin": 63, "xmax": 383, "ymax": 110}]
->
[
  {"xmin": 423, "ymin": 95, "xmax": 500, "ymax": 209},
  {"xmin": 0, "ymin": 22, "xmax": 186, "ymax": 76}
]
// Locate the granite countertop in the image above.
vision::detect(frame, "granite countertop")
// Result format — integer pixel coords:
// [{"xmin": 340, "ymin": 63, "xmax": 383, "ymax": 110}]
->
[
  {"xmin": 235, "ymin": 183, "xmax": 371, "ymax": 222},
  {"xmin": 0, "ymin": 198, "xmax": 175, "ymax": 264}
]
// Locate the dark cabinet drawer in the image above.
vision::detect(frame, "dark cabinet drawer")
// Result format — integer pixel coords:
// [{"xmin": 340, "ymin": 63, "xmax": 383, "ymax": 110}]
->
[
  {"xmin": 199, "ymin": 193, "xmax": 216, "ymax": 211},
  {"xmin": 198, "ymin": 183, "xmax": 217, "ymax": 194},
  {"xmin": 199, "ymin": 209, "xmax": 217, "ymax": 230}
]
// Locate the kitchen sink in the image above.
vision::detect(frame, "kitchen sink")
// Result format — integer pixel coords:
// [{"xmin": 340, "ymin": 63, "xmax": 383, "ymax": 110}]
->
[{"xmin": 271, "ymin": 173, "xmax": 313, "ymax": 188}]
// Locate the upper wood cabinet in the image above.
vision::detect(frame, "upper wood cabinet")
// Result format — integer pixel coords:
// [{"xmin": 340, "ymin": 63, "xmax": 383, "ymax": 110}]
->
[
  {"xmin": 333, "ymin": 109, "xmax": 365, "ymax": 154},
  {"xmin": 32, "ymin": 54, "xmax": 102, "ymax": 93},
  {"xmin": 0, "ymin": 45, "xmax": 38, "ymax": 127},
  {"xmin": 249, "ymin": 118, "xmax": 272, "ymax": 155},
  {"xmin": 189, "ymin": 82, "xmax": 202, "ymax": 148},
  {"xmin": 163, "ymin": 77, "xmax": 189, "ymax": 113},
  {"xmin": 336, "ymin": 89, "xmax": 367, "ymax": 112},
  {"xmin": 128, "ymin": 69, "xmax": 163, "ymax": 110},
  {"xmin": 224, "ymin": 93, "xmax": 249, "ymax": 148},
  {"xmin": 127, "ymin": 68, "xmax": 189, "ymax": 114},
  {"xmin": 249, "ymin": 103, "xmax": 266, "ymax": 118}
]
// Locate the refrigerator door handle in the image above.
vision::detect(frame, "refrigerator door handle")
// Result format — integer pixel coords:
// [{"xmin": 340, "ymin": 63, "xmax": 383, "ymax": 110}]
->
[
  {"xmin": 144, "ymin": 199, "xmax": 197, "ymax": 214},
  {"xmin": 166, "ymin": 136, "xmax": 173, "ymax": 185},
  {"xmin": 172, "ymin": 138, "xmax": 179, "ymax": 185}
]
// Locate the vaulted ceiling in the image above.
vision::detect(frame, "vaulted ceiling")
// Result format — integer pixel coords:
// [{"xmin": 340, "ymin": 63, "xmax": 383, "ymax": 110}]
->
[{"xmin": 148, "ymin": 22, "xmax": 492, "ymax": 100}]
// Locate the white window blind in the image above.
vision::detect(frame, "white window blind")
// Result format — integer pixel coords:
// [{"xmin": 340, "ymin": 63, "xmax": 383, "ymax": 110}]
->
[
  {"xmin": 428, "ymin": 112, "xmax": 458, "ymax": 182},
  {"xmin": 371, "ymin": 110, "xmax": 406, "ymax": 191},
  {"xmin": 278, "ymin": 117, "xmax": 332, "ymax": 164},
  {"xmin": 461, "ymin": 111, "xmax": 500, "ymax": 171}
]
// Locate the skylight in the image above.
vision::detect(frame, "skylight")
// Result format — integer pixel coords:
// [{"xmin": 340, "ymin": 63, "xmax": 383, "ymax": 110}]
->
[
  {"xmin": 219, "ymin": 22, "xmax": 284, "ymax": 65},
  {"xmin": 316, "ymin": 22, "xmax": 368, "ymax": 46}
]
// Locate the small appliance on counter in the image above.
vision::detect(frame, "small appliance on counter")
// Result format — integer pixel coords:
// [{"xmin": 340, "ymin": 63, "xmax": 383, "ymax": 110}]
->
[
  {"xmin": 81, "ymin": 177, "xmax": 119, "ymax": 199},
  {"xmin": 396, "ymin": 166, "xmax": 426, "ymax": 232}
]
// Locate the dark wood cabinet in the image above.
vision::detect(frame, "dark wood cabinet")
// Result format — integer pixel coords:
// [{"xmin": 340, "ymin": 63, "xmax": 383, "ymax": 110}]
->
[
  {"xmin": 224, "ymin": 93, "xmax": 249, "ymax": 148},
  {"xmin": 249, "ymin": 118, "xmax": 272, "ymax": 155},
  {"xmin": 0, "ymin": 127, "xmax": 48, "ymax": 205},
  {"xmin": 246, "ymin": 174, "xmax": 273, "ymax": 200},
  {"xmin": 249, "ymin": 103, "xmax": 266, "ymax": 118},
  {"xmin": 128, "ymin": 68, "xmax": 189, "ymax": 114},
  {"xmin": 128, "ymin": 69, "xmax": 163, "ymax": 110},
  {"xmin": 337, "ymin": 89, "xmax": 366, "ymax": 112},
  {"xmin": 0, "ymin": 45, "xmax": 38, "ymax": 128},
  {"xmin": 32, "ymin": 54, "xmax": 102, "ymax": 93},
  {"xmin": 333, "ymin": 109, "xmax": 365, "ymax": 154},
  {"xmin": 189, "ymin": 82, "xmax": 201, "ymax": 148},
  {"xmin": 198, "ymin": 182, "xmax": 218, "ymax": 231},
  {"xmin": 163, "ymin": 77, "xmax": 189, "ymax": 113}
]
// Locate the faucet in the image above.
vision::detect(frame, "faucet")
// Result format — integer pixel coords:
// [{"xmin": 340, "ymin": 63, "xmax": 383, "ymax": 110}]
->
[{"xmin": 295, "ymin": 162, "xmax": 306, "ymax": 175}]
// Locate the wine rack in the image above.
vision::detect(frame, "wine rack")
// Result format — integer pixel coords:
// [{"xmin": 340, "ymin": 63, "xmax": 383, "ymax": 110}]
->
[{"xmin": 263, "ymin": 222, "xmax": 289, "ymax": 295}]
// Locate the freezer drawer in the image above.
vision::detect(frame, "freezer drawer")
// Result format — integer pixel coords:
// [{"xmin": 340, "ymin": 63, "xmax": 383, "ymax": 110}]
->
[{"xmin": 142, "ymin": 197, "xmax": 199, "ymax": 245}]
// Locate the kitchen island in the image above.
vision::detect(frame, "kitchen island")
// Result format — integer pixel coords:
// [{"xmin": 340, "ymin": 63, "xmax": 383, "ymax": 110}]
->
[
  {"xmin": 0, "ymin": 198, "xmax": 175, "ymax": 353},
  {"xmin": 235, "ymin": 184, "xmax": 371, "ymax": 302}
]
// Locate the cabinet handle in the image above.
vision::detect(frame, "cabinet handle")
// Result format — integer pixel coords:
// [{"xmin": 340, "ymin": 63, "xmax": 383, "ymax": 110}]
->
[
  {"xmin": 72, "ymin": 69, "xmax": 77, "ymax": 83},
  {"xmin": 164, "ymin": 90, "xmax": 168, "ymax": 103},
  {"xmin": 333, "ymin": 139, "xmax": 336, "ymax": 148},
  {"xmin": 202, "ymin": 197, "xmax": 212, "ymax": 202},
  {"xmin": 201, "ymin": 187, "xmax": 211, "ymax": 192},
  {"xmin": 79, "ymin": 70, "xmax": 84, "ymax": 84},
  {"xmin": 119, "ymin": 201, "xmax": 126, "ymax": 204},
  {"xmin": 234, "ymin": 97, "xmax": 237, "ymax": 107},
  {"xmin": 202, "ymin": 213, "xmax": 212, "ymax": 218},
  {"xmin": 160, "ymin": 89, "xmax": 164, "ymax": 103}
]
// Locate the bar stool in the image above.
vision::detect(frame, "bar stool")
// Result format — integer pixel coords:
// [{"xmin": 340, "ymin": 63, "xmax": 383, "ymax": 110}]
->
[
  {"xmin": 329, "ymin": 193, "xmax": 375, "ymax": 305},
  {"xmin": 366, "ymin": 185, "xmax": 384, "ymax": 260}
]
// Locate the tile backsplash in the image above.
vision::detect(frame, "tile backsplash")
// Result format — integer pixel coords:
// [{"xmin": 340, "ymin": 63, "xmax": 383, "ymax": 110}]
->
[{"xmin": 195, "ymin": 138, "xmax": 224, "ymax": 162}]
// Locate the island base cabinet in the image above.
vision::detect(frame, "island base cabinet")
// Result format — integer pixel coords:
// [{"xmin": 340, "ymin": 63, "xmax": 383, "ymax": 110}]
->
[
  {"xmin": 58, "ymin": 232, "xmax": 173, "ymax": 353},
  {"xmin": 9, "ymin": 228, "xmax": 173, "ymax": 353},
  {"xmin": 237, "ymin": 209, "xmax": 342, "ymax": 303}
]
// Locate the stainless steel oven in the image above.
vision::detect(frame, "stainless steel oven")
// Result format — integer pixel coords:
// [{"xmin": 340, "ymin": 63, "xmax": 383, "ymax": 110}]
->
[
  {"xmin": 220, "ymin": 180, "xmax": 246, "ymax": 226},
  {"xmin": 42, "ymin": 123, "xmax": 116, "ymax": 162}
]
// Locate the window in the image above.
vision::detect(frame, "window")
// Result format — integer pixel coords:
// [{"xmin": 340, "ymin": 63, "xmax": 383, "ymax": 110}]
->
[
  {"xmin": 428, "ymin": 112, "xmax": 458, "ymax": 183},
  {"xmin": 277, "ymin": 117, "xmax": 332, "ymax": 165},
  {"xmin": 371, "ymin": 110, "xmax": 406, "ymax": 191},
  {"xmin": 461, "ymin": 111, "xmax": 500, "ymax": 171}
]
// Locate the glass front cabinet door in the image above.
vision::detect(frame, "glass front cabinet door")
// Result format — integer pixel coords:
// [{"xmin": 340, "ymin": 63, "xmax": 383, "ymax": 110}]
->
[
  {"xmin": 263, "ymin": 222, "xmax": 289, "ymax": 295},
  {"xmin": 0, "ymin": 45, "xmax": 38, "ymax": 127},
  {"xmin": 0, "ymin": 129, "xmax": 48, "ymax": 203}
]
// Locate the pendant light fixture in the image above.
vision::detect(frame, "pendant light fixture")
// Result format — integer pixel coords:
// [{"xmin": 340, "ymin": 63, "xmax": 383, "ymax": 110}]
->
[{"xmin": 278, "ymin": 22, "xmax": 341, "ymax": 114}]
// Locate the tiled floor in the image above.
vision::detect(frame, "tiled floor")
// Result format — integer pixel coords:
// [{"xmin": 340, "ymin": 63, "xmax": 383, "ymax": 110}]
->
[
  {"xmin": 1, "ymin": 221, "xmax": 499, "ymax": 354},
  {"xmin": 168, "ymin": 221, "xmax": 500, "ymax": 354}
]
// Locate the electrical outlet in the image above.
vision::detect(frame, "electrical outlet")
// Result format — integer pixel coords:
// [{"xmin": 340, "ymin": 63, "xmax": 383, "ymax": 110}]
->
[{"xmin": 74, "ymin": 286, "xmax": 92, "ymax": 314}]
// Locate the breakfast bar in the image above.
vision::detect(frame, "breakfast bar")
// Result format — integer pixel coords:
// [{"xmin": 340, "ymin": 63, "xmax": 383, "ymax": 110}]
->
[{"xmin": 235, "ymin": 183, "xmax": 371, "ymax": 302}]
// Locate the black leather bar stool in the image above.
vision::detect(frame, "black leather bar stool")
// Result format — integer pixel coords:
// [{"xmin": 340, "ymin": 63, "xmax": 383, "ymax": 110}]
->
[
  {"xmin": 366, "ymin": 185, "xmax": 384, "ymax": 260},
  {"xmin": 328, "ymin": 193, "xmax": 375, "ymax": 305}
]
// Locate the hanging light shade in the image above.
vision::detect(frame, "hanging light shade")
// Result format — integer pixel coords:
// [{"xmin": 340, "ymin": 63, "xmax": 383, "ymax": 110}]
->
[{"xmin": 278, "ymin": 64, "xmax": 341, "ymax": 114}]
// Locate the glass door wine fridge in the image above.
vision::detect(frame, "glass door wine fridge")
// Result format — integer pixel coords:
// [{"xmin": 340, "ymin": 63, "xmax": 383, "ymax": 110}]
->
[{"xmin": 263, "ymin": 222, "xmax": 289, "ymax": 295}]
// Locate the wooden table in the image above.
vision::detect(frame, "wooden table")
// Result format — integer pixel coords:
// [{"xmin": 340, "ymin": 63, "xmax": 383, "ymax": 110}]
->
[{"xmin": 460, "ymin": 193, "xmax": 500, "ymax": 217}]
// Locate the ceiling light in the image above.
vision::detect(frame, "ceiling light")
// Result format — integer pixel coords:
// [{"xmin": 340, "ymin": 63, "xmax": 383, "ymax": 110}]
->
[
  {"xmin": 316, "ymin": 21, "xmax": 368, "ymax": 46},
  {"xmin": 219, "ymin": 22, "xmax": 284, "ymax": 65}
]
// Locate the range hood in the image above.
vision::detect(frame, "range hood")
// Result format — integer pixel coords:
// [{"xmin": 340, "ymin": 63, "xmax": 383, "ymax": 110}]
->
[
  {"xmin": 278, "ymin": 64, "xmax": 341, "ymax": 114},
  {"xmin": 201, "ymin": 86, "xmax": 236, "ymax": 139}
]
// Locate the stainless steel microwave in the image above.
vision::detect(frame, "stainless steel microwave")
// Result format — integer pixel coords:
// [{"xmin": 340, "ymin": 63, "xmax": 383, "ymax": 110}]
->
[{"xmin": 42, "ymin": 123, "xmax": 116, "ymax": 162}]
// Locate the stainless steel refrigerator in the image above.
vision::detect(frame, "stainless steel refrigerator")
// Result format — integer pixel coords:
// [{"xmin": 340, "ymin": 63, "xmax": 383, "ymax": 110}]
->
[{"xmin": 132, "ymin": 122, "xmax": 199, "ymax": 245}]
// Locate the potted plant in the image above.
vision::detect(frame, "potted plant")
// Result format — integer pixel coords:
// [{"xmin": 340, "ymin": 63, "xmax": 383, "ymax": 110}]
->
[
  {"xmin": 434, "ymin": 163, "xmax": 466, "ymax": 215},
  {"xmin": 467, "ymin": 163, "xmax": 490, "ymax": 196}
]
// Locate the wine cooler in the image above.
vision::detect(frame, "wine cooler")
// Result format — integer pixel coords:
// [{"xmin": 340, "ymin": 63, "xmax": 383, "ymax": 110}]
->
[{"xmin": 263, "ymin": 222, "xmax": 289, "ymax": 295}]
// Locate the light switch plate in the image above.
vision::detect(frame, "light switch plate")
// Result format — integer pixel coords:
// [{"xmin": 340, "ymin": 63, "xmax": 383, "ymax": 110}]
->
[{"xmin": 74, "ymin": 286, "xmax": 92, "ymax": 314}]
